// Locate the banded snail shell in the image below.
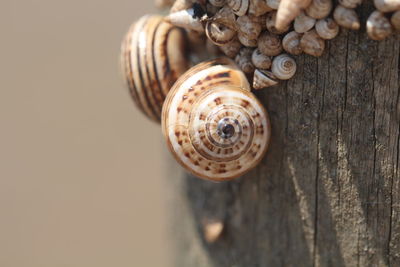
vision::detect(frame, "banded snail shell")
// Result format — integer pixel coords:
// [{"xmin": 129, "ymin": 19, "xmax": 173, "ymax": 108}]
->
[
  {"xmin": 162, "ymin": 58, "xmax": 271, "ymax": 181},
  {"xmin": 120, "ymin": 15, "xmax": 189, "ymax": 122}
]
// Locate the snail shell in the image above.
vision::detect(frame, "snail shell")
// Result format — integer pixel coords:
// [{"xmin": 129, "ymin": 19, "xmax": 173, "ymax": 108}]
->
[
  {"xmin": 166, "ymin": 7, "xmax": 206, "ymax": 32},
  {"xmin": 249, "ymin": 0, "xmax": 274, "ymax": 16},
  {"xmin": 213, "ymin": 6, "xmax": 237, "ymax": 30},
  {"xmin": 162, "ymin": 58, "xmax": 271, "ymax": 181},
  {"xmin": 282, "ymin": 31, "xmax": 303, "ymax": 55},
  {"xmin": 315, "ymin": 18, "xmax": 340, "ymax": 39},
  {"xmin": 367, "ymin": 11, "xmax": 393, "ymax": 40},
  {"xmin": 276, "ymin": 0, "xmax": 312, "ymax": 30},
  {"xmin": 300, "ymin": 29, "xmax": 325, "ymax": 57},
  {"xmin": 374, "ymin": 0, "xmax": 400, "ymax": 13},
  {"xmin": 251, "ymin": 48, "xmax": 272, "ymax": 70},
  {"xmin": 392, "ymin": 10, "xmax": 400, "ymax": 30},
  {"xmin": 266, "ymin": 0, "xmax": 281, "ymax": 9},
  {"xmin": 219, "ymin": 38, "xmax": 243, "ymax": 58},
  {"xmin": 238, "ymin": 32, "xmax": 259, "ymax": 47},
  {"xmin": 258, "ymin": 32, "xmax": 283, "ymax": 56},
  {"xmin": 227, "ymin": 0, "xmax": 250, "ymax": 16},
  {"xmin": 121, "ymin": 15, "xmax": 188, "ymax": 121},
  {"xmin": 305, "ymin": 0, "xmax": 333, "ymax": 19},
  {"xmin": 333, "ymin": 5, "xmax": 360, "ymax": 30},
  {"xmin": 294, "ymin": 11, "xmax": 316, "ymax": 33},
  {"xmin": 266, "ymin": 11, "xmax": 290, "ymax": 34},
  {"xmin": 338, "ymin": 0, "xmax": 362, "ymax": 9},
  {"xmin": 206, "ymin": 21, "xmax": 237, "ymax": 46},
  {"xmin": 235, "ymin": 47, "xmax": 256, "ymax": 73},
  {"xmin": 236, "ymin": 15, "xmax": 263, "ymax": 40},
  {"xmin": 209, "ymin": 0, "xmax": 226, "ymax": 7},
  {"xmin": 271, "ymin": 54, "xmax": 297, "ymax": 80},
  {"xmin": 253, "ymin": 69, "xmax": 279, "ymax": 89}
]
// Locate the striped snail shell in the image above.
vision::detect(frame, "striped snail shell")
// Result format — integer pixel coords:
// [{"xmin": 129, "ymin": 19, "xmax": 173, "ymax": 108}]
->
[
  {"xmin": 120, "ymin": 15, "xmax": 189, "ymax": 122},
  {"xmin": 162, "ymin": 58, "xmax": 271, "ymax": 181}
]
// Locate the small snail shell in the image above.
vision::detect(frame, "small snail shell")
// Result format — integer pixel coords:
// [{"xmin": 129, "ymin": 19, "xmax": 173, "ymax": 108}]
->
[
  {"xmin": 238, "ymin": 32, "xmax": 259, "ymax": 47},
  {"xmin": 258, "ymin": 32, "xmax": 283, "ymax": 56},
  {"xmin": 266, "ymin": 11, "xmax": 290, "ymax": 34},
  {"xmin": 282, "ymin": 31, "xmax": 303, "ymax": 55},
  {"xmin": 333, "ymin": 5, "xmax": 360, "ymax": 30},
  {"xmin": 276, "ymin": 0, "xmax": 312, "ymax": 30},
  {"xmin": 392, "ymin": 10, "xmax": 400, "ymax": 30},
  {"xmin": 300, "ymin": 29, "xmax": 325, "ymax": 57},
  {"xmin": 305, "ymin": 0, "xmax": 333, "ymax": 19},
  {"xmin": 170, "ymin": 0, "xmax": 195, "ymax": 13},
  {"xmin": 219, "ymin": 38, "xmax": 243, "ymax": 58},
  {"xmin": 253, "ymin": 69, "xmax": 279, "ymax": 89},
  {"xmin": 266, "ymin": 0, "xmax": 281, "ymax": 9},
  {"xmin": 338, "ymin": 0, "xmax": 362, "ymax": 9},
  {"xmin": 227, "ymin": 0, "xmax": 250, "ymax": 16},
  {"xmin": 249, "ymin": 0, "xmax": 274, "ymax": 16},
  {"xmin": 209, "ymin": 0, "xmax": 226, "ymax": 7},
  {"xmin": 294, "ymin": 11, "xmax": 316, "ymax": 33},
  {"xmin": 271, "ymin": 54, "xmax": 297, "ymax": 80},
  {"xmin": 166, "ymin": 7, "xmax": 206, "ymax": 32},
  {"xmin": 121, "ymin": 15, "xmax": 188, "ymax": 122},
  {"xmin": 206, "ymin": 21, "xmax": 237, "ymax": 46},
  {"xmin": 374, "ymin": 0, "xmax": 400, "ymax": 13},
  {"xmin": 236, "ymin": 15, "xmax": 263, "ymax": 40},
  {"xmin": 339, "ymin": 0, "xmax": 362, "ymax": 8},
  {"xmin": 315, "ymin": 18, "xmax": 339, "ymax": 39},
  {"xmin": 213, "ymin": 6, "xmax": 237, "ymax": 30},
  {"xmin": 206, "ymin": 3, "xmax": 221, "ymax": 17},
  {"xmin": 235, "ymin": 47, "xmax": 256, "ymax": 73},
  {"xmin": 251, "ymin": 48, "xmax": 272, "ymax": 70},
  {"xmin": 367, "ymin": 11, "xmax": 393, "ymax": 40},
  {"xmin": 162, "ymin": 58, "xmax": 271, "ymax": 181}
]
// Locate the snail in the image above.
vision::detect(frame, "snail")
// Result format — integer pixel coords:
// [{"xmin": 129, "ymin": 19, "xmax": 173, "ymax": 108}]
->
[
  {"xmin": 333, "ymin": 5, "xmax": 360, "ymax": 30},
  {"xmin": 258, "ymin": 32, "xmax": 283, "ymax": 56},
  {"xmin": 282, "ymin": 31, "xmax": 303, "ymax": 55},
  {"xmin": 374, "ymin": 0, "xmax": 400, "ymax": 13},
  {"xmin": 305, "ymin": 0, "xmax": 333, "ymax": 19},
  {"xmin": 120, "ymin": 15, "xmax": 189, "ymax": 122},
  {"xmin": 161, "ymin": 57, "xmax": 271, "ymax": 181},
  {"xmin": 227, "ymin": 0, "xmax": 250, "ymax": 16},
  {"xmin": 367, "ymin": 11, "xmax": 393, "ymax": 40},
  {"xmin": 294, "ymin": 11, "xmax": 316, "ymax": 33},
  {"xmin": 315, "ymin": 18, "xmax": 340, "ymax": 39},
  {"xmin": 253, "ymin": 69, "xmax": 279, "ymax": 89},
  {"xmin": 271, "ymin": 54, "xmax": 297, "ymax": 80},
  {"xmin": 276, "ymin": 0, "xmax": 312, "ymax": 30},
  {"xmin": 300, "ymin": 29, "xmax": 326, "ymax": 57}
]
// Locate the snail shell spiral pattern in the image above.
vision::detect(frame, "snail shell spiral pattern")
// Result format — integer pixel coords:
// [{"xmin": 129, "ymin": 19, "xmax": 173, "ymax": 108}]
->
[
  {"xmin": 120, "ymin": 15, "xmax": 189, "ymax": 122},
  {"xmin": 162, "ymin": 58, "xmax": 271, "ymax": 181}
]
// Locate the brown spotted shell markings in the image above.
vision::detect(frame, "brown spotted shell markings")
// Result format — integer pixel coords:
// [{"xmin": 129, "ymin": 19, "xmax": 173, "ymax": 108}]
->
[
  {"xmin": 120, "ymin": 15, "xmax": 189, "ymax": 122},
  {"xmin": 162, "ymin": 58, "xmax": 271, "ymax": 181}
]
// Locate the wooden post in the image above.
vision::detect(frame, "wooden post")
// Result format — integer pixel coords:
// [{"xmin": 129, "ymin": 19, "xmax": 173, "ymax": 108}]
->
[{"xmin": 166, "ymin": 4, "xmax": 400, "ymax": 266}]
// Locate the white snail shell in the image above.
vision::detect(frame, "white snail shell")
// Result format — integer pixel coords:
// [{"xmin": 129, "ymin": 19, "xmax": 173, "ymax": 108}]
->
[
  {"xmin": 236, "ymin": 15, "xmax": 263, "ymax": 40},
  {"xmin": 238, "ymin": 32, "xmax": 259, "ymax": 47},
  {"xmin": 249, "ymin": 0, "xmax": 274, "ymax": 16},
  {"xmin": 282, "ymin": 31, "xmax": 303, "ymax": 55},
  {"xmin": 253, "ymin": 69, "xmax": 279, "ymax": 89},
  {"xmin": 333, "ymin": 5, "xmax": 360, "ymax": 30},
  {"xmin": 227, "ymin": 0, "xmax": 250, "ymax": 16},
  {"xmin": 251, "ymin": 48, "xmax": 272, "ymax": 70},
  {"xmin": 315, "ymin": 18, "xmax": 340, "ymax": 39},
  {"xmin": 266, "ymin": 11, "xmax": 290, "ymax": 34},
  {"xmin": 294, "ymin": 11, "xmax": 316, "ymax": 33},
  {"xmin": 206, "ymin": 21, "xmax": 237, "ymax": 46},
  {"xmin": 219, "ymin": 38, "xmax": 243, "ymax": 58},
  {"xmin": 271, "ymin": 54, "xmax": 297, "ymax": 80},
  {"xmin": 305, "ymin": 0, "xmax": 333, "ymax": 19},
  {"xmin": 392, "ymin": 10, "xmax": 400, "ymax": 30},
  {"xmin": 367, "ymin": 11, "xmax": 393, "ymax": 40},
  {"xmin": 374, "ymin": 0, "xmax": 400, "ymax": 13},
  {"xmin": 276, "ymin": 0, "xmax": 312, "ymax": 30},
  {"xmin": 209, "ymin": 0, "xmax": 227, "ymax": 7},
  {"xmin": 235, "ymin": 47, "xmax": 256, "ymax": 73},
  {"xmin": 166, "ymin": 7, "xmax": 206, "ymax": 32},
  {"xmin": 121, "ymin": 15, "xmax": 188, "ymax": 122},
  {"xmin": 162, "ymin": 58, "xmax": 271, "ymax": 181},
  {"xmin": 338, "ymin": 0, "xmax": 362, "ymax": 9},
  {"xmin": 258, "ymin": 32, "xmax": 283, "ymax": 56},
  {"xmin": 300, "ymin": 29, "xmax": 326, "ymax": 57}
]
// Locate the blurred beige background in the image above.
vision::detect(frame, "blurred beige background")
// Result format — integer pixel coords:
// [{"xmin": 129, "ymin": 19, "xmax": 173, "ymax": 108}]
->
[{"xmin": 0, "ymin": 1, "xmax": 171, "ymax": 266}]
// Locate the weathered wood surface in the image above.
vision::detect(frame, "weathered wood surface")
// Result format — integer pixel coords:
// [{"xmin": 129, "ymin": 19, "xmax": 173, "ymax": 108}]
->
[{"xmin": 166, "ymin": 4, "xmax": 400, "ymax": 266}]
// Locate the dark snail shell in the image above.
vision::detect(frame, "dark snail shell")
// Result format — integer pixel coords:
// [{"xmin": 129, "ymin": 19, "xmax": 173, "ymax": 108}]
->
[
  {"xmin": 162, "ymin": 58, "xmax": 271, "ymax": 181},
  {"xmin": 120, "ymin": 15, "xmax": 189, "ymax": 122}
]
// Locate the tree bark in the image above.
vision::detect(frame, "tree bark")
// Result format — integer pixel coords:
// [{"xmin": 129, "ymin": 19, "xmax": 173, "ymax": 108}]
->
[{"xmin": 166, "ymin": 4, "xmax": 400, "ymax": 267}]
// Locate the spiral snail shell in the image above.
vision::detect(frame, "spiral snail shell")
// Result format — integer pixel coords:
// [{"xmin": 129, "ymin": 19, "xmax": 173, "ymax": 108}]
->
[
  {"xmin": 162, "ymin": 58, "xmax": 271, "ymax": 181},
  {"xmin": 121, "ymin": 15, "xmax": 189, "ymax": 122}
]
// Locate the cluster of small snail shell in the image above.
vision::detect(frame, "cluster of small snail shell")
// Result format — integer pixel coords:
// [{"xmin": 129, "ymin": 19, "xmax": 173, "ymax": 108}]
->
[{"xmin": 120, "ymin": 0, "xmax": 399, "ymax": 181}]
